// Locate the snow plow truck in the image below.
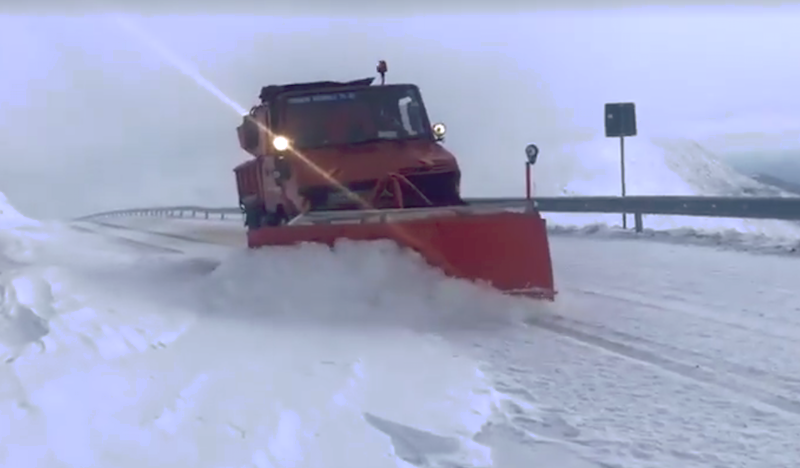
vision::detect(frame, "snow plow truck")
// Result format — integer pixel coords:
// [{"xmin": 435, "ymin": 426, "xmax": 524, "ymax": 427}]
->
[{"xmin": 233, "ymin": 61, "xmax": 555, "ymax": 299}]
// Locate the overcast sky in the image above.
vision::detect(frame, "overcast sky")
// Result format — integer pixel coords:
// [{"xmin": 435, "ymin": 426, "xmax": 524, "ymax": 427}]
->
[{"xmin": 1, "ymin": 6, "xmax": 799, "ymax": 218}]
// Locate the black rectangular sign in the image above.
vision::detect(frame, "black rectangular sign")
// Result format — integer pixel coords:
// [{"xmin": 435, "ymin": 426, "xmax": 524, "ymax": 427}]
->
[{"xmin": 605, "ymin": 102, "xmax": 637, "ymax": 138}]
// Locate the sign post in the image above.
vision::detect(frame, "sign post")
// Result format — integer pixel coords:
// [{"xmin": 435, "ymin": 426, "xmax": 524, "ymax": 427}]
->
[{"xmin": 604, "ymin": 102, "xmax": 637, "ymax": 229}]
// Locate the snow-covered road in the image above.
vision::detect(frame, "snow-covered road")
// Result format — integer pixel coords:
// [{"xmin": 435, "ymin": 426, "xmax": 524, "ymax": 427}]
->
[
  {"xmin": 491, "ymin": 236, "xmax": 800, "ymax": 468},
  {"xmin": 70, "ymin": 215, "xmax": 800, "ymax": 468},
  {"xmin": 1, "ymin": 211, "xmax": 799, "ymax": 468}
]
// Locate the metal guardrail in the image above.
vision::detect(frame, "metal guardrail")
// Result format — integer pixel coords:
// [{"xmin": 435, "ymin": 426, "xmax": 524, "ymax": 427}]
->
[
  {"xmin": 75, "ymin": 206, "xmax": 243, "ymax": 221},
  {"xmin": 75, "ymin": 196, "xmax": 800, "ymax": 233}
]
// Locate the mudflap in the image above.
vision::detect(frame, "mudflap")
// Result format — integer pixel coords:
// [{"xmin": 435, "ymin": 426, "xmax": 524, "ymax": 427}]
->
[{"xmin": 247, "ymin": 211, "xmax": 555, "ymax": 300}]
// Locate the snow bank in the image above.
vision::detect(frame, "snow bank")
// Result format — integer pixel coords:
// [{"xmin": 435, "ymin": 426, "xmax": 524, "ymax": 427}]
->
[
  {"xmin": 544, "ymin": 136, "xmax": 800, "ymax": 244},
  {"xmin": 550, "ymin": 223, "xmax": 800, "ymax": 255}
]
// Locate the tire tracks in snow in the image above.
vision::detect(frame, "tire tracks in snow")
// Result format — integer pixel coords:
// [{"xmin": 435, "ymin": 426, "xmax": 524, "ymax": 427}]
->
[
  {"xmin": 566, "ymin": 287, "xmax": 800, "ymax": 396},
  {"xmin": 524, "ymin": 309, "xmax": 800, "ymax": 420},
  {"xmin": 577, "ymin": 285, "xmax": 800, "ymax": 342}
]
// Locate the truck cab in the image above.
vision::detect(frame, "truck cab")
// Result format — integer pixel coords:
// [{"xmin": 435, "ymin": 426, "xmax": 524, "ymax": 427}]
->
[{"xmin": 234, "ymin": 75, "xmax": 461, "ymax": 230}]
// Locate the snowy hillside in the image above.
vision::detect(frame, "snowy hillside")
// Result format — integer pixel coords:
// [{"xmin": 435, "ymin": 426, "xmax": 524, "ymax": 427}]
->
[
  {"xmin": 545, "ymin": 137, "xmax": 800, "ymax": 241},
  {"xmin": 558, "ymin": 137, "xmax": 789, "ymax": 198},
  {"xmin": 652, "ymin": 138, "xmax": 790, "ymax": 198}
]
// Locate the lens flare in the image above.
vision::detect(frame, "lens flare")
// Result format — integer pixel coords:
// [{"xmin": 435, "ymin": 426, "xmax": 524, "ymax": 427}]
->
[{"xmin": 108, "ymin": 15, "xmax": 368, "ymax": 210}]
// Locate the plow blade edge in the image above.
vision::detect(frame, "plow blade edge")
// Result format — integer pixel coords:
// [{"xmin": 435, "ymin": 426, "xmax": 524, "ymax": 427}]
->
[{"xmin": 247, "ymin": 211, "xmax": 555, "ymax": 300}]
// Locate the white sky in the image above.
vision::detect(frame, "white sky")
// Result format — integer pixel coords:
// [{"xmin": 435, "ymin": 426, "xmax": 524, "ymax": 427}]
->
[{"xmin": 1, "ymin": 7, "xmax": 799, "ymax": 218}]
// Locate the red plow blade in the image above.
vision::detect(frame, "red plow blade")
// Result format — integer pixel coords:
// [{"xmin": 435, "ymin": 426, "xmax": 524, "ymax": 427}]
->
[{"xmin": 247, "ymin": 209, "xmax": 555, "ymax": 300}]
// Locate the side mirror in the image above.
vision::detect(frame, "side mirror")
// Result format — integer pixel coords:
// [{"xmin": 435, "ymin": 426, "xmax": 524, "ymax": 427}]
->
[
  {"xmin": 432, "ymin": 122, "xmax": 446, "ymax": 141},
  {"xmin": 525, "ymin": 143, "xmax": 539, "ymax": 165}
]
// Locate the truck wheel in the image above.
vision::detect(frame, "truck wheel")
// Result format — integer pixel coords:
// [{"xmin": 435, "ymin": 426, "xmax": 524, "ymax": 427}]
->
[
  {"xmin": 245, "ymin": 206, "xmax": 286, "ymax": 230},
  {"xmin": 245, "ymin": 208, "xmax": 263, "ymax": 230}
]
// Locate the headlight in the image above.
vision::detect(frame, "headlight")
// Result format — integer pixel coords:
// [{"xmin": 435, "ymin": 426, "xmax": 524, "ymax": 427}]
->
[
  {"xmin": 272, "ymin": 135, "xmax": 290, "ymax": 151},
  {"xmin": 432, "ymin": 122, "xmax": 446, "ymax": 138}
]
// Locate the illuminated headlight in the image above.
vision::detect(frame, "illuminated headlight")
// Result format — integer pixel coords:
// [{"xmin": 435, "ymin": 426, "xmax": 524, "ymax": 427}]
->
[{"xmin": 272, "ymin": 135, "xmax": 290, "ymax": 151}]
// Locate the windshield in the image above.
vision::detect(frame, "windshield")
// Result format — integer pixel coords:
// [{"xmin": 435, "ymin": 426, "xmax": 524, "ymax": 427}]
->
[{"xmin": 279, "ymin": 85, "xmax": 431, "ymax": 149}]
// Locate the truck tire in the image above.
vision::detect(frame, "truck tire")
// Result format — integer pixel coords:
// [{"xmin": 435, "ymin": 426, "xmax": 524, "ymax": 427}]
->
[
  {"xmin": 244, "ymin": 205, "xmax": 288, "ymax": 231},
  {"xmin": 244, "ymin": 207, "xmax": 263, "ymax": 230}
]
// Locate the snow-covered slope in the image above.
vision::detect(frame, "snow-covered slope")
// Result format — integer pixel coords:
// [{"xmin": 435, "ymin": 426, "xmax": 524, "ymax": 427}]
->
[
  {"xmin": 545, "ymin": 137, "xmax": 800, "ymax": 241},
  {"xmin": 653, "ymin": 138, "xmax": 789, "ymax": 197},
  {"xmin": 558, "ymin": 137, "xmax": 790, "ymax": 198}
]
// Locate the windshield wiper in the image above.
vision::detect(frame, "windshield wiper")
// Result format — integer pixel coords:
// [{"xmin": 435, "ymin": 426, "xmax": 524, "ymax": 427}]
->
[
  {"xmin": 349, "ymin": 136, "xmax": 397, "ymax": 145},
  {"xmin": 349, "ymin": 134, "xmax": 429, "ymax": 146}
]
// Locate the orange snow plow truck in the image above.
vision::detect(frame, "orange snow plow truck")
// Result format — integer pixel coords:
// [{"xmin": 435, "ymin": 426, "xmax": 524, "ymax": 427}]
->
[{"xmin": 233, "ymin": 61, "xmax": 555, "ymax": 299}]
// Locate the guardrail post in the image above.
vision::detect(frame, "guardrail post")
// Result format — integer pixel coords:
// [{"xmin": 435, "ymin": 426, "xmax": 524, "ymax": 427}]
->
[
  {"xmin": 205, "ymin": 212, "xmax": 209, "ymax": 219},
  {"xmin": 634, "ymin": 212, "xmax": 643, "ymax": 233}
]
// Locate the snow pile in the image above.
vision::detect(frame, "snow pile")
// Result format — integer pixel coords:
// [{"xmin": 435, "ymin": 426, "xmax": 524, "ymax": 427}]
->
[
  {"xmin": 0, "ymin": 231, "xmax": 541, "ymax": 468},
  {"xmin": 0, "ymin": 192, "xmax": 38, "ymax": 230},
  {"xmin": 546, "ymin": 137, "xmax": 800, "ymax": 245},
  {"xmin": 0, "ymin": 192, "xmax": 45, "ymax": 267},
  {"xmin": 152, "ymin": 239, "xmax": 543, "ymax": 468}
]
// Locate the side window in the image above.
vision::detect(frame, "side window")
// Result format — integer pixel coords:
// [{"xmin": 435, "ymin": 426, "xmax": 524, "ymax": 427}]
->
[{"xmin": 241, "ymin": 115, "xmax": 260, "ymax": 150}]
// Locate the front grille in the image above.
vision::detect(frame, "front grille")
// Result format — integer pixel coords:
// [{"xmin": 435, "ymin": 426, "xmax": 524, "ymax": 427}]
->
[
  {"xmin": 402, "ymin": 171, "xmax": 463, "ymax": 207},
  {"xmin": 301, "ymin": 170, "xmax": 462, "ymax": 211}
]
